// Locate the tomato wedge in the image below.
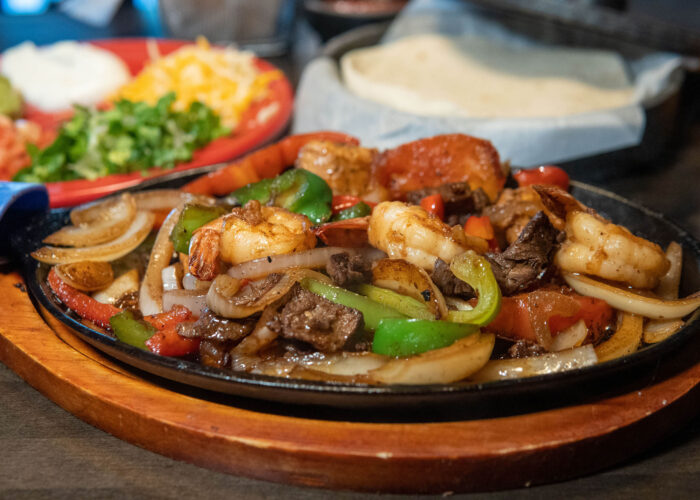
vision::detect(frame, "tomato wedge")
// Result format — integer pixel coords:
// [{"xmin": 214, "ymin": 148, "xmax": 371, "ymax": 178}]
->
[
  {"xmin": 513, "ymin": 166, "xmax": 570, "ymax": 191},
  {"xmin": 420, "ymin": 194, "xmax": 445, "ymax": 220}
]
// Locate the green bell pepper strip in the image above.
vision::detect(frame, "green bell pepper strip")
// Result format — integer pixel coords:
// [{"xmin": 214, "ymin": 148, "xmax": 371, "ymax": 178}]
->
[
  {"xmin": 446, "ymin": 250, "xmax": 502, "ymax": 326},
  {"xmin": 356, "ymin": 283, "xmax": 434, "ymax": 320},
  {"xmin": 331, "ymin": 202, "xmax": 372, "ymax": 221},
  {"xmin": 109, "ymin": 310, "xmax": 156, "ymax": 351},
  {"xmin": 232, "ymin": 169, "xmax": 333, "ymax": 224},
  {"xmin": 372, "ymin": 318, "xmax": 480, "ymax": 357},
  {"xmin": 170, "ymin": 203, "xmax": 228, "ymax": 254},
  {"xmin": 300, "ymin": 278, "xmax": 405, "ymax": 331}
]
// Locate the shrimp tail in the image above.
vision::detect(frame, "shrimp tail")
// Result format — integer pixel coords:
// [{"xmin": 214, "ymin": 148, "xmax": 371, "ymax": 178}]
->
[
  {"xmin": 533, "ymin": 185, "xmax": 587, "ymax": 220},
  {"xmin": 188, "ymin": 227, "xmax": 222, "ymax": 281}
]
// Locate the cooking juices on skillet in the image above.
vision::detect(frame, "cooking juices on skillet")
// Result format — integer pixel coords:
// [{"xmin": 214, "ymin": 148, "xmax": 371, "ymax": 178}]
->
[{"xmin": 31, "ymin": 132, "xmax": 700, "ymax": 385}]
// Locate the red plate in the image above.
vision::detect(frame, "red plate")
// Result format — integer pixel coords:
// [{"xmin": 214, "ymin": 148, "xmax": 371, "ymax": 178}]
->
[{"xmin": 17, "ymin": 38, "xmax": 293, "ymax": 208}]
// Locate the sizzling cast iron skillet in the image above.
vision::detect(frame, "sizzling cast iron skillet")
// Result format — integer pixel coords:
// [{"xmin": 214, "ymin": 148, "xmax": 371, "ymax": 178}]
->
[{"xmin": 11, "ymin": 177, "xmax": 700, "ymax": 416}]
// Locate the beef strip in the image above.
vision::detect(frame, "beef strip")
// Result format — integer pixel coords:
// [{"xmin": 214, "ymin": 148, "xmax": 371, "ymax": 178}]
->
[
  {"xmin": 267, "ymin": 284, "xmax": 364, "ymax": 352},
  {"xmin": 431, "ymin": 258, "xmax": 475, "ymax": 299},
  {"xmin": 406, "ymin": 182, "xmax": 490, "ymax": 218},
  {"xmin": 199, "ymin": 339, "xmax": 231, "ymax": 368},
  {"xmin": 177, "ymin": 308, "xmax": 254, "ymax": 342},
  {"xmin": 485, "ymin": 211, "xmax": 563, "ymax": 296},
  {"xmin": 326, "ymin": 252, "xmax": 372, "ymax": 287}
]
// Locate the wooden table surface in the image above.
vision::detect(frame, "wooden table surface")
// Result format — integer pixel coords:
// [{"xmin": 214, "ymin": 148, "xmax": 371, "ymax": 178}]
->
[{"xmin": 2, "ymin": 3, "xmax": 700, "ymax": 498}]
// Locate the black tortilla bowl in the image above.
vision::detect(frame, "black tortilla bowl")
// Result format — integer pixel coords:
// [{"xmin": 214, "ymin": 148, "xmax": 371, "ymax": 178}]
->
[{"xmin": 10, "ymin": 177, "xmax": 700, "ymax": 419}]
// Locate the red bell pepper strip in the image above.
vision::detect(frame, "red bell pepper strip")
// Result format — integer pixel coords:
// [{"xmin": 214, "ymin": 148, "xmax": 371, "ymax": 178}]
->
[
  {"xmin": 549, "ymin": 295, "xmax": 614, "ymax": 342},
  {"xmin": 513, "ymin": 166, "xmax": 570, "ymax": 191},
  {"xmin": 420, "ymin": 194, "xmax": 445, "ymax": 220},
  {"xmin": 143, "ymin": 305, "xmax": 193, "ymax": 331},
  {"xmin": 145, "ymin": 323, "xmax": 200, "ymax": 357},
  {"xmin": 183, "ymin": 131, "xmax": 360, "ymax": 196},
  {"xmin": 47, "ymin": 267, "xmax": 120, "ymax": 329},
  {"xmin": 464, "ymin": 215, "xmax": 499, "ymax": 251},
  {"xmin": 484, "ymin": 292, "xmax": 613, "ymax": 343}
]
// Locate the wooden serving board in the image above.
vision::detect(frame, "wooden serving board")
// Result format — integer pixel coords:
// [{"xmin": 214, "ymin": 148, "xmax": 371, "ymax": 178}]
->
[{"xmin": 1, "ymin": 269, "xmax": 699, "ymax": 494}]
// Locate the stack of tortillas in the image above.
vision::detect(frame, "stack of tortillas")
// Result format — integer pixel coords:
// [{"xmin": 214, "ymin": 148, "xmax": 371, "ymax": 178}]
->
[{"xmin": 341, "ymin": 34, "xmax": 636, "ymax": 118}]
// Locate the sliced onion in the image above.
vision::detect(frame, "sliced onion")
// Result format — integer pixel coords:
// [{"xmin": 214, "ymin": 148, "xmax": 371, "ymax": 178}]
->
[
  {"xmin": 54, "ymin": 261, "xmax": 114, "ymax": 292},
  {"xmin": 550, "ymin": 319, "xmax": 588, "ymax": 352},
  {"xmin": 231, "ymin": 306, "xmax": 280, "ymax": 356},
  {"xmin": 470, "ymin": 344, "xmax": 598, "ymax": 382},
  {"xmin": 162, "ymin": 289, "xmax": 208, "ymax": 316},
  {"xmin": 162, "ymin": 264, "xmax": 183, "ymax": 292},
  {"xmin": 32, "ymin": 211, "xmax": 155, "ymax": 264},
  {"xmin": 643, "ymin": 318, "xmax": 685, "ymax": 344},
  {"xmin": 132, "ymin": 189, "xmax": 215, "ymax": 211},
  {"xmin": 306, "ymin": 352, "xmax": 388, "ymax": 376},
  {"xmin": 208, "ymin": 274, "xmax": 293, "ymax": 319},
  {"xmin": 182, "ymin": 273, "xmax": 211, "ymax": 291},
  {"xmin": 227, "ymin": 247, "xmax": 385, "ymax": 280},
  {"xmin": 526, "ymin": 290, "xmax": 580, "ymax": 351},
  {"xmin": 564, "ymin": 273, "xmax": 700, "ymax": 320},
  {"xmin": 372, "ymin": 258, "xmax": 448, "ymax": 319},
  {"xmin": 655, "ymin": 241, "xmax": 682, "ymax": 300},
  {"xmin": 368, "ymin": 333, "xmax": 495, "ymax": 385},
  {"xmin": 44, "ymin": 193, "xmax": 137, "ymax": 247},
  {"xmin": 208, "ymin": 268, "xmax": 332, "ymax": 319},
  {"xmin": 445, "ymin": 297, "xmax": 474, "ymax": 311},
  {"xmin": 643, "ymin": 243, "xmax": 685, "ymax": 343},
  {"xmin": 140, "ymin": 207, "xmax": 181, "ymax": 316},
  {"xmin": 595, "ymin": 312, "xmax": 643, "ymax": 363},
  {"xmin": 93, "ymin": 269, "xmax": 139, "ymax": 305}
]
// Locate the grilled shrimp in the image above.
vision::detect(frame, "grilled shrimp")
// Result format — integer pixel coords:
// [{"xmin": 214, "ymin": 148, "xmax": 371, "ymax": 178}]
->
[
  {"xmin": 189, "ymin": 200, "xmax": 316, "ymax": 281},
  {"xmin": 368, "ymin": 201, "xmax": 486, "ymax": 269},
  {"xmin": 534, "ymin": 186, "xmax": 669, "ymax": 289},
  {"xmin": 296, "ymin": 140, "xmax": 389, "ymax": 202}
]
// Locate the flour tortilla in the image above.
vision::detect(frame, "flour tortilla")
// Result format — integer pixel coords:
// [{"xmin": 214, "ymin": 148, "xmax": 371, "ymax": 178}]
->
[{"xmin": 341, "ymin": 34, "xmax": 635, "ymax": 119}]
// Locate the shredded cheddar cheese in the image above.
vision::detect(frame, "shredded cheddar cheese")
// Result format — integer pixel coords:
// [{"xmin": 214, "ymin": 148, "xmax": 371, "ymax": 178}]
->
[{"xmin": 113, "ymin": 38, "xmax": 281, "ymax": 129}]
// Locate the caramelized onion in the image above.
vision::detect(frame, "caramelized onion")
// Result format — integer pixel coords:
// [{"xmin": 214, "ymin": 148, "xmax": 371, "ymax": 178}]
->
[
  {"xmin": 43, "ymin": 193, "xmax": 136, "ymax": 247},
  {"xmin": 32, "ymin": 211, "xmax": 155, "ymax": 264},
  {"xmin": 140, "ymin": 207, "xmax": 181, "ymax": 315},
  {"xmin": 470, "ymin": 344, "xmax": 598, "ymax": 382},
  {"xmin": 368, "ymin": 333, "xmax": 495, "ymax": 385},
  {"xmin": 595, "ymin": 313, "xmax": 643, "ymax": 363},
  {"xmin": 54, "ymin": 261, "xmax": 114, "ymax": 292},
  {"xmin": 564, "ymin": 273, "xmax": 700, "ymax": 320},
  {"xmin": 372, "ymin": 258, "xmax": 448, "ymax": 319}
]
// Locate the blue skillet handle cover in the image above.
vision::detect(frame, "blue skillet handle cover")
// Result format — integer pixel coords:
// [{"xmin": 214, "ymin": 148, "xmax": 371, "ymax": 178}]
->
[{"xmin": 0, "ymin": 181, "xmax": 49, "ymax": 260}]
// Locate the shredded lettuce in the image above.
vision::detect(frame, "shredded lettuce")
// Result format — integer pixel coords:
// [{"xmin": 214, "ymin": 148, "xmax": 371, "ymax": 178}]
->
[{"xmin": 13, "ymin": 92, "xmax": 229, "ymax": 183}]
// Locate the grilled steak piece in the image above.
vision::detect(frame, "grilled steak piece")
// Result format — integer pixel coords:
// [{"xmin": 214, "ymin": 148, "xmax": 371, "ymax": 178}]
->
[
  {"xmin": 199, "ymin": 338, "xmax": 231, "ymax": 368},
  {"xmin": 178, "ymin": 308, "xmax": 254, "ymax": 342},
  {"xmin": 267, "ymin": 284, "xmax": 364, "ymax": 352},
  {"xmin": 485, "ymin": 211, "xmax": 562, "ymax": 296},
  {"xmin": 326, "ymin": 252, "xmax": 372, "ymax": 287},
  {"xmin": 431, "ymin": 258, "xmax": 475, "ymax": 299},
  {"xmin": 406, "ymin": 182, "xmax": 490, "ymax": 218}
]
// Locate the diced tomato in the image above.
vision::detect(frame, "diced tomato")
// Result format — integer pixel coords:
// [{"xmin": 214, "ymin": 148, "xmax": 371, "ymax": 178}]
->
[
  {"xmin": 145, "ymin": 323, "xmax": 200, "ymax": 357},
  {"xmin": 420, "ymin": 194, "xmax": 445, "ymax": 220},
  {"xmin": 513, "ymin": 166, "xmax": 570, "ymax": 191},
  {"xmin": 143, "ymin": 304, "xmax": 193, "ymax": 330},
  {"xmin": 47, "ymin": 268, "xmax": 121, "ymax": 329}
]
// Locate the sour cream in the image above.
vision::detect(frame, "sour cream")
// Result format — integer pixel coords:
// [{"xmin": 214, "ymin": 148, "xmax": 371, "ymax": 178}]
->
[{"xmin": 0, "ymin": 41, "xmax": 131, "ymax": 112}]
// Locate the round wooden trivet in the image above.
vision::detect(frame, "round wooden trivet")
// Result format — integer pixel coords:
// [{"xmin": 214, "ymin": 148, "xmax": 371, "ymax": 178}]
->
[{"xmin": 1, "ymin": 271, "xmax": 698, "ymax": 494}]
